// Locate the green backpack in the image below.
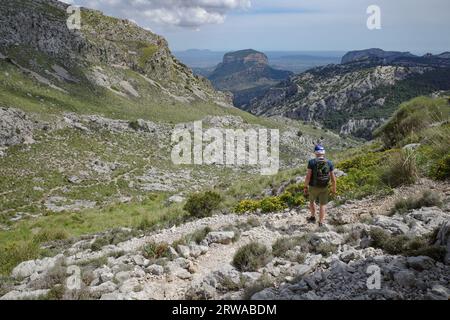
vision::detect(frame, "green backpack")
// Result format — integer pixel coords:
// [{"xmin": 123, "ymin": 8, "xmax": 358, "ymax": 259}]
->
[{"xmin": 313, "ymin": 158, "xmax": 331, "ymax": 188}]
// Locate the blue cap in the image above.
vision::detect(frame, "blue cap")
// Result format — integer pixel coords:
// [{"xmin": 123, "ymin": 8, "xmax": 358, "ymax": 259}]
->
[{"xmin": 314, "ymin": 145, "xmax": 326, "ymax": 154}]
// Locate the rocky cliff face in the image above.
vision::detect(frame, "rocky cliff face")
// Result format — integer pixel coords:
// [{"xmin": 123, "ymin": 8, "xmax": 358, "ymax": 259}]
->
[
  {"xmin": 250, "ymin": 52, "xmax": 450, "ymax": 139},
  {"xmin": 0, "ymin": 0, "xmax": 231, "ymax": 107},
  {"xmin": 208, "ymin": 49, "xmax": 292, "ymax": 107}
]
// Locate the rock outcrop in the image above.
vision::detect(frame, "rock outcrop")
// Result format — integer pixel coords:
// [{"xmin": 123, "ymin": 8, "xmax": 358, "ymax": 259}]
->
[{"xmin": 0, "ymin": 107, "xmax": 35, "ymax": 147}]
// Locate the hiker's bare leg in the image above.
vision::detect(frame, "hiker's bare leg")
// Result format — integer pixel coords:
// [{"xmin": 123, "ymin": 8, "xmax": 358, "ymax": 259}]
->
[
  {"xmin": 309, "ymin": 201, "xmax": 316, "ymax": 217},
  {"xmin": 319, "ymin": 204, "xmax": 326, "ymax": 223}
]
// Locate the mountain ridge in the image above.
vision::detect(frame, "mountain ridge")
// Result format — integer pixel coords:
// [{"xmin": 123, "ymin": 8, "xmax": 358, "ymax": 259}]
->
[
  {"xmin": 0, "ymin": 0, "xmax": 233, "ymax": 116},
  {"xmin": 249, "ymin": 49, "xmax": 450, "ymax": 139}
]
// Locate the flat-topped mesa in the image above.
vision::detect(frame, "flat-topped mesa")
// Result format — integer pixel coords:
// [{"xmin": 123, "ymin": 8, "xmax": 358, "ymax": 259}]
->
[{"xmin": 222, "ymin": 49, "xmax": 269, "ymax": 66}]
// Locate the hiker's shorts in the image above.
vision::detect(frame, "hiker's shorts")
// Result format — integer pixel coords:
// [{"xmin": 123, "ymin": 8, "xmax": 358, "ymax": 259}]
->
[{"xmin": 308, "ymin": 186, "xmax": 329, "ymax": 205}]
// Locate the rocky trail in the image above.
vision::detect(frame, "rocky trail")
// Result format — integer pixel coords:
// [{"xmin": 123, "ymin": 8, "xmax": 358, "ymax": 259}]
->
[{"xmin": 2, "ymin": 178, "xmax": 449, "ymax": 300}]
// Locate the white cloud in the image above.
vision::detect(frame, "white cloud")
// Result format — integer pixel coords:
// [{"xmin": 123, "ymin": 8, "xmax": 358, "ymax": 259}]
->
[{"xmin": 63, "ymin": 0, "xmax": 251, "ymax": 28}]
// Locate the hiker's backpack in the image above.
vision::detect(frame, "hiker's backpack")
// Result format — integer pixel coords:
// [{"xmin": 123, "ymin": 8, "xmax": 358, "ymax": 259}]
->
[{"xmin": 313, "ymin": 158, "xmax": 331, "ymax": 188}]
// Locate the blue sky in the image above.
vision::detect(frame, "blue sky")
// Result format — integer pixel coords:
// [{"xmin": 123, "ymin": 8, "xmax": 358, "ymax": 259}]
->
[{"xmin": 62, "ymin": 0, "xmax": 450, "ymax": 53}]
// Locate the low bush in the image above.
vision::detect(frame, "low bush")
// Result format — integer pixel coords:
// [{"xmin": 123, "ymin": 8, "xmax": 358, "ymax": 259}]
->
[
  {"xmin": 235, "ymin": 199, "xmax": 260, "ymax": 214},
  {"xmin": 233, "ymin": 242, "xmax": 272, "ymax": 272},
  {"xmin": 313, "ymin": 243, "xmax": 338, "ymax": 257},
  {"xmin": 90, "ymin": 228, "xmax": 138, "ymax": 251},
  {"xmin": 431, "ymin": 153, "xmax": 450, "ymax": 180},
  {"xmin": 128, "ymin": 120, "xmax": 141, "ymax": 131},
  {"xmin": 184, "ymin": 191, "xmax": 222, "ymax": 218},
  {"xmin": 235, "ymin": 192, "xmax": 305, "ymax": 214},
  {"xmin": 369, "ymin": 228, "xmax": 446, "ymax": 261},
  {"xmin": 272, "ymin": 236, "xmax": 308, "ymax": 258},
  {"xmin": 174, "ymin": 227, "xmax": 211, "ymax": 247},
  {"xmin": 0, "ymin": 242, "xmax": 40, "ymax": 276},
  {"xmin": 32, "ymin": 228, "xmax": 69, "ymax": 243},
  {"xmin": 381, "ymin": 150, "xmax": 418, "ymax": 187},
  {"xmin": 142, "ymin": 242, "xmax": 171, "ymax": 260},
  {"xmin": 279, "ymin": 191, "xmax": 306, "ymax": 208},
  {"xmin": 260, "ymin": 197, "xmax": 286, "ymax": 213},
  {"xmin": 392, "ymin": 190, "xmax": 443, "ymax": 214}
]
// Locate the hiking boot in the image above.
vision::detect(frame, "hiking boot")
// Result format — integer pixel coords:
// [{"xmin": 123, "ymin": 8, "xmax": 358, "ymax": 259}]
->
[
  {"xmin": 307, "ymin": 216, "xmax": 316, "ymax": 224},
  {"xmin": 318, "ymin": 222, "xmax": 325, "ymax": 228}
]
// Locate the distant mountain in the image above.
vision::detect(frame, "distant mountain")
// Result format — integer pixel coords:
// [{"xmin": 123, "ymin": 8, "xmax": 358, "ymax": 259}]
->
[
  {"xmin": 342, "ymin": 48, "xmax": 450, "ymax": 68},
  {"xmin": 437, "ymin": 52, "xmax": 450, "ymax": 59},
  {"xmin": 250, "ymin": 49, "xmax": 450, "ymax": 139},
  {"xmin": 208, "ymin": 49, "xmax": 293, "ymax": 107},
  {"xmin": 341, "ymin": 48, "xmax": 416, "ymax": 64}
]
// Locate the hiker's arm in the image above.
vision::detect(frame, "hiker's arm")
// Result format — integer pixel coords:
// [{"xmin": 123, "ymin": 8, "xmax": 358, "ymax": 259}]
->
[
  {"xmin": 304, "ymin": 169, "xmax": 312, "ymax": 193},
  {"xmin": 330, "ymin": 171, "xmax": 337, "ymax": 194}
]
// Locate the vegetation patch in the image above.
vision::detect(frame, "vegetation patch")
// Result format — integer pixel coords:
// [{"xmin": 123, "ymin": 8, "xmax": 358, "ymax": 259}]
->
[
  {"xmin": 172, "ymin": 227, "xmax": 211, "ymax": 247},
  {"xmin": 142, "ymin": 241, "xmax": 171, "ymax": 260},
  {"xmin": 272, "ymin": 236, "xmax": 309, "ymax": 258},
  {"xmin": 381, "ymin": 149, "xmax": 418, "ymax": 188},
  {"xmin": 184, "ymin": 191, "xmax": 222, "ymax": 218},
  {"xmin": 369, "ymin": 228, "xmax": 446, "ymax": 261},
  {"xmin": 138, "ymin": 45, "xmax": 159, "ymax": 68},
  {"xmin": 392, "ymin": 190, "xmax": 443, "ymax": 215},
  {"xmin": 232, "ymin": 242, "xmax": 272, "ymax": 272}
]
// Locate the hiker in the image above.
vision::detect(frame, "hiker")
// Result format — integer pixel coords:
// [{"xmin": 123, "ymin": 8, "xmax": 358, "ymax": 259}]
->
[{"xmin": 303, "ymin": 145, "xmax": 337, "ymax": 227}]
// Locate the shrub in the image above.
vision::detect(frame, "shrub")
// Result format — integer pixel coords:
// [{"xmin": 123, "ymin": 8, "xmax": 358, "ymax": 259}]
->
[
  {"xmin": 279, "ymin": 191, "xmax": 306, "ymax": 208},
  {"xmin": 232, "ymin": 242, "xmax": 272, "ymax": 272},
  {"xmin": 337, "ymin": 152, "xmax": 384, "ymax": 172},
  {"xmin": 392, "ymin": 190, "xmax": 443, "ymax": 214},
  {"xmin": 369, "ymin": 228, "xmax": 390, "ymax": 248},
  {"xmin": 33, "ymin": 228, "xmax": 69, "ymax": 243},
  {"xmin": 142, "ymin": 242, "xmax": 170, "ymax": 260},
  {"xmin": 407, "ymin": 246, "xmax": 447, "ymax": 261},
  {"xmin": 0, "ymin": 242, "xmax": 40, "ymax": 276},
  {"xmin": 381, "ymin": 150, "xmax": 418, "ymax": 187},
  {"xmin": 31, "ymin": 264, "xmax": 66, "ymax": 290},
  {"xmin": 184, "ymin": 191, "xmax": 222, "ymax": 218},
  {"xmin": 137, "ymin": 215, "xmax": 153, "ymax": 230},
  {"xmin": 260, "ymin": 197, "xmax": 286, "ymax": 213},
  {"xmin": 235, "ymin": 199, "xmax": 260, "ymax": 214},
  {"xmin": 44, "ymin": 284, "xmax": 65, "ymax": 300},
  {"xmin": 285, "ymin": 182, "xmax": 305, "ymax": 195},
  {"xmin": 431, "ymin": 153, "xmax": 450, "ymax": 180},
  {"xmin": 174, "ymin": 227, "xmax": 211, "ymax": 247},
  {"xmin": 90, "ymin": 229, "xmax": 138, "ymax": 251},
  {"xmin": 272, "ymin": 236, "xmax": 308, "ymax": 258},
  {"xmin": 313, "ymin": 243, "xmax": 338, "ymax": 257},
  {"xmin": 90, "ymin": 237, "xmax": 109, "ymax": 252},
  {"xmin": 128, "ymin": 120, "xmax": 140, "ymax": 131},
  {"xmin": 369, "ymin": 228, "xmax": 447, "ymax": 261}
]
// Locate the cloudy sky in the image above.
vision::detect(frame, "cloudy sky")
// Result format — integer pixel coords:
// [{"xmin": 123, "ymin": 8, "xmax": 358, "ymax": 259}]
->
[{"xmin": 62, "ymin": 0, "xmax": 450, "ymax": 53}]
